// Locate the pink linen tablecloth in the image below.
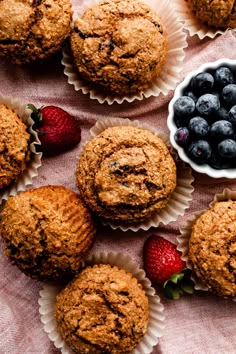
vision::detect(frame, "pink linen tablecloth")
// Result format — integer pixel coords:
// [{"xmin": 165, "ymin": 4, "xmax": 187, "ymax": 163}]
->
[{"xmin": 0, "ymin": 13, "xmax": 236, "ymax": 354}]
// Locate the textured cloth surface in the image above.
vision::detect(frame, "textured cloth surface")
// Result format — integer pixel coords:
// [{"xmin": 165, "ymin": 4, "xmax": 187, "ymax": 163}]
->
[{"xmin": 0, "ymin": 8, "xmax": 236, "ymax": 354}]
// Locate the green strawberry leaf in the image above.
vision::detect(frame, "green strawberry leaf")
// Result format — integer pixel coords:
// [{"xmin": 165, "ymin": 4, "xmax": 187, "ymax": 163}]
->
[
  {"xmin": 27, "ymin": 103, "xmax": 43, "ymax": 129},
  {"xmin": 180, "ymin": 280, "xmax": 194, "ymax": 294},
  {"xmin": 163, "ymin": 268, "xmax": 195, "ymax": 299},
  {"xmin": 164, "ymin": 283, "xmax": 183, "ymax": 300},
  {"xmin": 168, "ymin": 272, "xmax": 185, "ymax": 284},
  {"xmin": 27, "ymin": 103, "xmax": 38, "ymax": 114}
]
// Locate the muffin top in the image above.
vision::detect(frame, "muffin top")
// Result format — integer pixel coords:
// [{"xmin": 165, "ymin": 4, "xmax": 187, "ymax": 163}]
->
[
  {"xmin": 0, "ymin": 0, "xmax": 72, "ymax": 64},
  {"xmin": 0, "ymin": 104, "xmax": 30, "ymax": 189},
  {"xmin": 55, "ymin": 263, "xmax": 149, "ymax": 354},
  {"xmin": 187, "ymin": 0, "xmax": 236, "ymax": 28},
  {"xmin": 70, "ymin": 0, "xmax": 168, "ymax": 95},
  {"xmin": 76, "ymin": 126, "xmax": 176, "ymax": 223},
  {"xmin": 0, "ymin": 185, "xmax": 96, "ymax": 280},
  {"xmin": 189, "ymin": 200, "xmax": 236, "ymax": 297}
]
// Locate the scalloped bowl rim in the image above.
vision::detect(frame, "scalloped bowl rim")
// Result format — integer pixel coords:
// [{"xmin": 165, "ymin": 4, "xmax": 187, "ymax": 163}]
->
[{"xmin": 167, "ymin": 58, "xmax": 236, "ymax": 179}]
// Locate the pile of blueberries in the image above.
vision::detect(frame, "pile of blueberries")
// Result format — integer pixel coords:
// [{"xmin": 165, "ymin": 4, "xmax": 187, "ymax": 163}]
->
[{"xmin": 173, "ymin": 65, "xmax": 236, "ymax": 169}]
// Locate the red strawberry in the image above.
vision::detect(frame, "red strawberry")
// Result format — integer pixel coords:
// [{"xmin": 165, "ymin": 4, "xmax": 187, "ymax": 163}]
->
[
  {"xmin": 143, "ymin": 235, "xmax": 194, "ymax": 299},
  {"xmin": 28, "ymin": 104, "xmax": 81, "ymax": 156}
]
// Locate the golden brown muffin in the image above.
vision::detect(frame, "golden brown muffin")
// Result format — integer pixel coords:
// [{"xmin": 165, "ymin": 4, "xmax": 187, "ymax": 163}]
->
[
  {"xmin": 0, "ymin": 185, "xmax": 96, "ymax": 281},
  {"xmin": 228, "ymin": 1, "xmax": 236, "ymax": 27},
  {"xmin": 0, "ymin": 104, "xmax": 30, "ymax": 189},
  {"xmin": 70, "ymin": 0, "xmax": 168, "ymax": 95},
  {"xmin": 189, "ymin": 200, "xmax": 236, "ymax": 297},
  {"xmin": 76, "ymin": 126, "xmax": 176, "ymax": 223},
  {"xmin": 187, "ymin": 0, "xmax": 236, "ymax": 28},
  {"xmin": 0, "ymin": 0, "xmax": 72, "ymax": 64},
  {"xmin": 55, "ymin": 264, "xmax": 149, "ymax": 354}
]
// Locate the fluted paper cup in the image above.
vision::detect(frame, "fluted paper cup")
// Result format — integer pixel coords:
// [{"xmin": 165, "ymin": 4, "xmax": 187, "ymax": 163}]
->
[
  {"xmin": 0, "ymin": 95, "xmax": 42, "ymax": 204},
  {"xmin": 39, "ymin": 251, "xmax": 166, "ymax": 354},
  {"xmin": 174, "ymin": 0, "xmax": 229, "ymax": 39},
  {"xmin": 177, "ymin": 188, "xmax": 236, "ymax": 300},
  {"xmin": 62, "ymin": 0, "xmax": 188, "ymax": 104},
  {"xmin": 76, "ymin": 117, "xmax": 194, "ymax": 232}
]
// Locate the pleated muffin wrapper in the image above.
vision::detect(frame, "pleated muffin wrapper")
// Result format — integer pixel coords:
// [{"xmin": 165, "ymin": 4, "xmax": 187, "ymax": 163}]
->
[
  {"xmin": 38, "ymin": 251, "xmax": 165, "ymax": 354},
  {"xmin": 76, "ymin": 117, "xmax": 194, "ymax": 232},
  {"xmin": 62, "ymin": 0, "xmax": 188, "ymax": 105},
  {"xmin": 173, "ymin": 0, "xmax": 232, "ymax": 39},
  {"xmin": 0, "ymin": 95, "xmax": 42, "ymax": 204},
  {"xmin": 177, "ymin": 188, "xmax": 236, "ymax": 301}
]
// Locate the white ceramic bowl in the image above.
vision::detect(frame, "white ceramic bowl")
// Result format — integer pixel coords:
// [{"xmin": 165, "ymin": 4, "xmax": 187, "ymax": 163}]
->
[{"xmin": 167, "ymin": 58, "xmax": 236, "ymax": 178}]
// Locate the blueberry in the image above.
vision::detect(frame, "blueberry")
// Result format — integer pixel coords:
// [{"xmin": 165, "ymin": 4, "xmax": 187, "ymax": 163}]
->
[
  {"xmin": 174, "ymin": 116, "xmax": 190, "ymax": 128},
  {"xmin": 208, "ymin": 152, "xmax": 235, "ymax": 169},
  {"xmin": 183, "ymin": 89, "xmax": 198, "ymax": 103},
  {"xmin": 173, "ymin": 96, "xmax": 195, "ymax": 118},
  {"xmin": 218, "ymin": 139, "xmax": 236, "ymax": 159},
  {"xmin": 187, "ymin": 140, "xmax": 211, "ymax": 164},
  {"xmin": 209, "ymin": 120, "xmax": 234, "ymax": 140},
  {"xmin": 228, "ymin": 105, "xmax": 236, "ymax": 125},
  {"xmin": 174, "ymin": 127, "xmax": 190, "ymax": 147},
  {"xmin": 214, "ymin": 66, "xmax": 234, "ymax": 88},
  {"xmin": 221, "ymin": 84, "xmax": 236, "ymax": 108},
  {"xmin": 211, "ymin": 91, "xmax": 220, "ymax": 100},
  {"xmin": 196, "ymin": 93, "xmax": 220, "ymax": 117},
  {"xmin": 188, "ymin": 117, "xmax": 209, "ymax": 138},
  {"xmin": 216, "ymin": 106, "xmax": 229, "ymax": 121},
  {"xmin": 190, "ymin": 72, "xmax": 214, "ymax": 95}
]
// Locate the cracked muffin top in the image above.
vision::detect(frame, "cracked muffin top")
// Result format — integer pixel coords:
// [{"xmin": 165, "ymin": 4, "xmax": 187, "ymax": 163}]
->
[
  {"xmin": 70, "ymin": 0, "xmax": 168, "ymax": 95},
  {"xmin": 189, "ymin": 200, "xmax": 236, "ymax": 297},
  {"xmin": 76, "ymin": 126, "xmax": 176, "ymax": 223},
  {"xmin": 0, "ymin": 185, "xmax": 96, "ymax": 281},
  {"xmin": 55, "ymin": 263, "xmax": 149, "ymax": 354},
  {"xmin": 187, "ymin": 0, "xmax": 236, "ymax": 28},
  {"xmin": 0, "ymin": 104, "xmax": 30, "ymax": 190},
  {"xmin": 0, "ymin": 0, "xmax": 72, "ymax": 64}
]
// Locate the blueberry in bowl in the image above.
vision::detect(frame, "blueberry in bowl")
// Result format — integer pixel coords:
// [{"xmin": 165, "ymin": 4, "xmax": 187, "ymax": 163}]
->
[{"xmin": 167, "ymin": 58, "xmax": 236, "ymax": 178}]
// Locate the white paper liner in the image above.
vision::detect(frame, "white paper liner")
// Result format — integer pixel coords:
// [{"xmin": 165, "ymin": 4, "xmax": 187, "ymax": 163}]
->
[
  {"xmin": 38, "ymin": 251, "xmax": 165, "ymax": 354},
  {"xmin": 0, "ymin": 95, "xmax": 42, "ymax": 204},
  {"xmin": 62, "ymin": 0, "xmax": 187, "ymax": 105},
  {"xmin": 167, "ymin": 58, "xmax": 236, "ymax": 179},
  {"xmin": 173, "ymin": 0, "xmax": 234, "ymax": 39},
  {"xmin": 177, "ymin": 188, "xmax": 236, "ymax": 301},
  {"xmin": 76, "ymin": 117, "xmax": 194, "ymax": 232}
]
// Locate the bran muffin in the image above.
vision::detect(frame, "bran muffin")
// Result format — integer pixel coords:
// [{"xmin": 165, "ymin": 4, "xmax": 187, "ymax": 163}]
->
[
  {"xmin": 70, "ymin": 0, "xmax": 168, "ymax": 95},
  {"xmin": 186, "ymin": 0, "xmax": 236, "ymax": 28},
  {"xmin": 0, "ymin": 104, "xmax": 30, "ymax": 190},
  {"xmin": 0, "ymin": 0, "xmax": 72, "ymax": 64},
  {"xmin": 55, "ymin": 263, "xmax": 149, "ymax": 354},
  {"xmin": 0, "ymin": 185, "xmax": 96, "ymax": 281},
  {"xmin": 76, "ymin": 126, "xmax": 177, "ymax": 223},
  {"xmin": 189, "ymin": 200, "xmax": 236, "ymax": 297}
]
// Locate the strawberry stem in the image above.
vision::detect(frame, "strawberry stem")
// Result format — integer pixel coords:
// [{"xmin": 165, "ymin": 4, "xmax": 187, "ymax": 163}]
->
[
  {"xmin": 163, "ymin": 269, "xmax": 194, "ymax": 300},
  {"xmin": 27, "ymin": 103, "xmax": 43, "ymax": 129}
]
